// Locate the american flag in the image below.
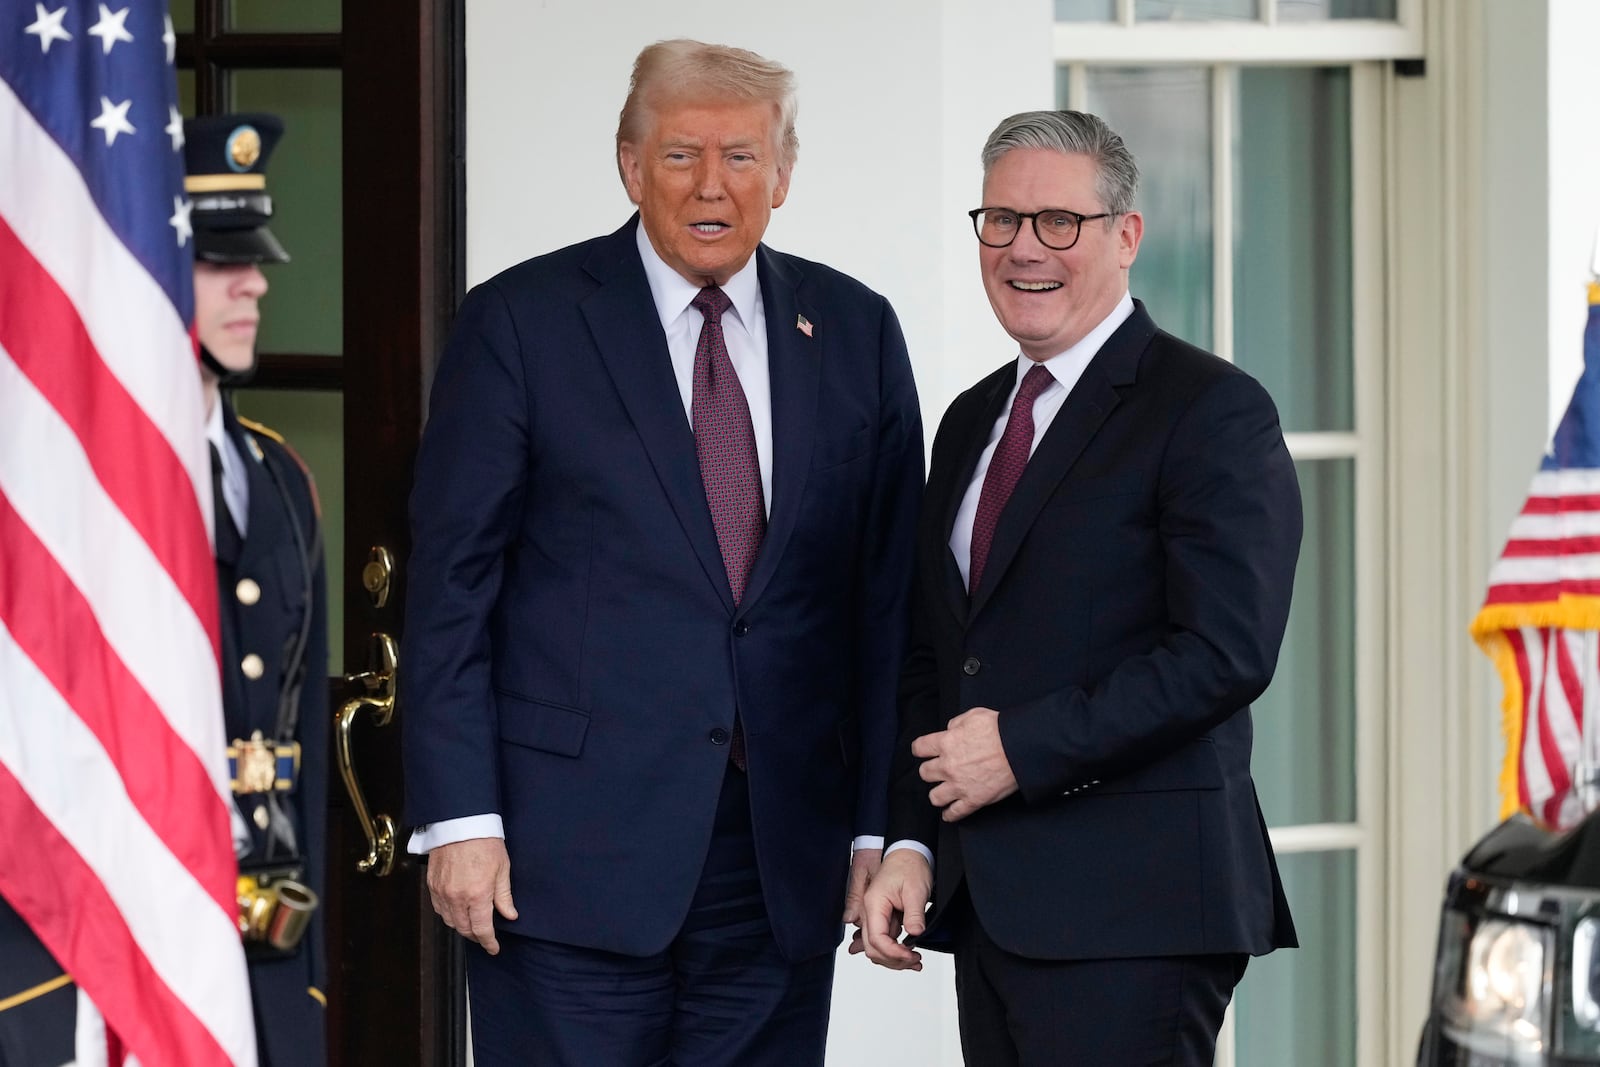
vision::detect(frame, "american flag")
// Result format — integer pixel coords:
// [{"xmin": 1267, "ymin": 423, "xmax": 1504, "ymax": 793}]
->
[
  {"xmin": 1472, "ymin": 281, "xmax": 1600, "ymax": 830},
  {"xmin": 0, "ymin": 3, "xmax": 256, "ymax": 1065}
]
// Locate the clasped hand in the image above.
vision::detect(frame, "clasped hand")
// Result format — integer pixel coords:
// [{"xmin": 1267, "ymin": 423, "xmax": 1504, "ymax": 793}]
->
[{"xmin": 914, "ymin": 706, "xmax": 1018, "ymax": 821}]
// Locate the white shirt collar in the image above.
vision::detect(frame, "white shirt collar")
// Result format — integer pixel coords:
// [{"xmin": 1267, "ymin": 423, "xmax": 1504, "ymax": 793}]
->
[
  {"xmin": 1027, "ymin": 290, "xmax": 1135, "ymax": 387},
  {"xmin": 635, "ymin": 220, "xmax": 762, "ymax": 330},
  {"xmin": 205, "ymin": 398, "xmax": 227, "ymax": 451}
]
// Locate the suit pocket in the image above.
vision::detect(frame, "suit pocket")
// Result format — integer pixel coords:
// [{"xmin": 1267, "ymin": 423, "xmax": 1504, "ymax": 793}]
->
[
  {"xmin": 811, "ymin": 425, "xmax": 872, "ymax": 472},
  {"xmin": 1091, "ymin": 737, "xmax": 1223, "ymax": 794},
  {"xmin": 496, "ymin": 692, "xmax": 590, "ymax": 758}
]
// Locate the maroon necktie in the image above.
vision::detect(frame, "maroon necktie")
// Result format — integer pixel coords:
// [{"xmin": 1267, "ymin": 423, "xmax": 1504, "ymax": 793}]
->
[
  {"xmin": 691, "ymin": 285, "xmax": 764, "ymax": 768},
  {"xmin": 968, "ymin": 362, "xmax": 1053, "ymax": 594}
]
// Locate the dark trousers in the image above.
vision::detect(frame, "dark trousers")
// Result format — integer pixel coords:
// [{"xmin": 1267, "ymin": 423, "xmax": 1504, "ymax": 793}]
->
[
  {"xmin": 953, "ymin": 895, "xmax": 1246, "ymax": 1067},
  {"xmin": 467, "ymin": 767, "xmax": 835, "ymax": 1067}
]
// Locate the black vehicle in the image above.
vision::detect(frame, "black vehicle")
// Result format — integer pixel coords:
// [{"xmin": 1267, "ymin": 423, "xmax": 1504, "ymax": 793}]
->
[{"xmin": 1420, "ymin": 810, "xmax": 1600, "ymax": 1064}]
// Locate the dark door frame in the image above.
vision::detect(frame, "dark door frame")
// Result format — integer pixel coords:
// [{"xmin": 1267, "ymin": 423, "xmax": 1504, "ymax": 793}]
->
[{"xmin": 329, "ymin": 1, "xmax": 467, "ymax": 1064}]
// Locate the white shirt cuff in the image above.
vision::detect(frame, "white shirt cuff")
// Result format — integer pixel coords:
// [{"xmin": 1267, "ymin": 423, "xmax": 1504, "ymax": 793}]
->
[
  {"xmin": 406, "ymin": 814, "xmax": 504, "ymax": 855},
  {"xmin": 851, "ymin": 835, "xmax": 885, "ymax": 854},
  {"xmin": 884, "ymin": 839, "xmax": 934, "ymax": 866}
]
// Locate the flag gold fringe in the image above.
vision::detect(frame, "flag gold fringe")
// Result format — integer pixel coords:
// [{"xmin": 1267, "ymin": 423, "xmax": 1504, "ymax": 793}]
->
[
  {"xmin": 1471, "ymin": 594, "xmax": 1600, "ymax": 820},
  {"xmin": 1472, "ymin": 626, "xmax": 1527, "ymax": 819}
]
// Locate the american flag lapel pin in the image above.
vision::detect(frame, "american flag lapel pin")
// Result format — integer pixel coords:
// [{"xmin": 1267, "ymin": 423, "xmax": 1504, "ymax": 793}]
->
[{"xmin": 796, "ymin": 314, "xmax": 814, "ymax": 338}]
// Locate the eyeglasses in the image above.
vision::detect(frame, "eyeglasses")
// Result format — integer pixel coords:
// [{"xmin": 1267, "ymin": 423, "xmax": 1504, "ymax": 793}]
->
[{"xmin": 968, "ymin": 207, "xmax": 1114, "ymax": 251}]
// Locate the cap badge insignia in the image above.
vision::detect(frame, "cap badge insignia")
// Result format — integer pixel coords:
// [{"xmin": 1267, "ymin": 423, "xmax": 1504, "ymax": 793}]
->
[{"xmin": 227, "ymin": 126, "xmax": 262, "ymax": 171}]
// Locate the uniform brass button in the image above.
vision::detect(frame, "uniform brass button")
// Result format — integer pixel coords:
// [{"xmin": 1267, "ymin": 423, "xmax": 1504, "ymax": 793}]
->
[
  {"xmin": 236, "ymin": 578, "xmax": 261, "ymax": 606},
  {"xmin": 253, "ymin": 805, "xmax": 270, "ymax": 830},
  {"xmin": 241, "ymin": 653, "xmax": 265, "ymax": 680},
  {"xmin": 961, "ymin": 656, "xmax": 981, "ymax": 676}
]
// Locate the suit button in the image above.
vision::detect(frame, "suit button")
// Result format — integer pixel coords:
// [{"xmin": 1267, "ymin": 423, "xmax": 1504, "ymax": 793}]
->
[
  {"xmin": 710, "ymin": 728, "xmax": 730, "ymax": 745},
  {"xmin": 241, "ymin": 653, "xmax": 265, "ymax": 680},
  {"xmin": 733, "ymin": 620, "xmax": 750, "ymax": 637},
  {"xmin": 236, "ymin": 578, "xmax": 261, "ymax": 606},
  {"xmin": 962, "ymin": 657, "xmax": 981, "ymax": 676}
]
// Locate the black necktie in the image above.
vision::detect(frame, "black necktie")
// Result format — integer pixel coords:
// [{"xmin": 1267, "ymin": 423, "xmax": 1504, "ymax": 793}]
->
[{"xmin": 210, "ymin": 442, "xmax": 242, "ymax": 563}]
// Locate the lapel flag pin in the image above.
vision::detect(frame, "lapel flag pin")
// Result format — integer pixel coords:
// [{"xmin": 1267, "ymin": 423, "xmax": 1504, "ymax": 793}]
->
[{"xmin": 796, "ymin": 314, "xmax": 814, "ymax": 338}]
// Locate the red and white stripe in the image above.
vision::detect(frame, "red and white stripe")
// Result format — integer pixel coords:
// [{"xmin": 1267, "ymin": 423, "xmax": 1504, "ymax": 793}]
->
[
  {"xmin": 1485, "ymin": 469, "xmax": 1600, "ymax": 605},
  {"xmin": 1504, "ymin": 626, "xmax": 1594, "ymax": 828},
  {"xmin": 0, "ymin": 79, "xmax": 256, "ymax": 1067}
]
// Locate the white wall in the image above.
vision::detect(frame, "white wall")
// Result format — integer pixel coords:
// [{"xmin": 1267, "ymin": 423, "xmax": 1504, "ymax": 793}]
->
[
  {"xmin": 1545, "ymin": 0, "xmax": 1600, "ymax": 424},
  {"xmin": 464, "ymin": 2, "xmax": 1053, "ymax": 1062}
]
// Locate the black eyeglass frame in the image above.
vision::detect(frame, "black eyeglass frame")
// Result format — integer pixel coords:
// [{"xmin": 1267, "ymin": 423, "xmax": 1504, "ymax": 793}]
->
[{"xmin": 967, "ymin": 207, "xmax": 1116, "ymax": 251}]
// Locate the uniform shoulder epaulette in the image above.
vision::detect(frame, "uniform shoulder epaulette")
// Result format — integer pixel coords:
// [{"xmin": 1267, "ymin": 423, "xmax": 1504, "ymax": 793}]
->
[{"xmin": 237, "ymin": 416, "xmax": 323, "ymax": 520}]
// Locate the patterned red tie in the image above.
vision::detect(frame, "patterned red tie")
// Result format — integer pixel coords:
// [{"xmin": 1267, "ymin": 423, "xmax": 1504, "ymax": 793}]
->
[
  {"xmin": 691, "ymin": 285, "xmax": 764, "ymax": 769},
  {"xmin": 968, "ymin": 362, "xmax": 1054, "ymax": 594}
]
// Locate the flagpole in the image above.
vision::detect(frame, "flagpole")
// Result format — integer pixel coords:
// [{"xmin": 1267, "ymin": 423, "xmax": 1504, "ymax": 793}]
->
[{"xmin": 1582, "ymin": 631, "xmax": 1600, "ymax": 818}]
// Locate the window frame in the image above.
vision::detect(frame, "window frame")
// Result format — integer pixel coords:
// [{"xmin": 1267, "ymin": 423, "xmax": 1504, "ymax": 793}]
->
[
  {"xmin": 1059, "ymin": 54, "xmax": 1389, "ymax": 1067},
  {"xmin": 1054, "ymin": 0, "xmax": 1423, "ymax": 61}
]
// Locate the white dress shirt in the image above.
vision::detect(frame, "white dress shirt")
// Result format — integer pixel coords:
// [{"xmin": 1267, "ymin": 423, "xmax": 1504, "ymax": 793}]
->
[
  {"xmin": 410, "ymin": 232, "xmax": 879, "ymax": 856},
  {"xmin": 885, "ymin": 291, "xmax": 1134, "ymax": 868},
  {"xmin": 206, "ymin": 401, "xmax": 249, "ymax": 536}
]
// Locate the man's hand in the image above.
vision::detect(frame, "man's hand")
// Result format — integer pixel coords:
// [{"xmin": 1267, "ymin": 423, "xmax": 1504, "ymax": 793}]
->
[
  {"xmin": 842, "ymin": 846, "xmax": 881, "ymax": 925},
  {"xmin": 913, "ymin": 706, "xmax": 1018, "ymax": 821},
  {"xmin": 854, "ymin": 849, "xmax": 932, "ymax": 971},
  {"xmin": 426, "ymin": 837, "xmax": 518, "ymax": 955}
]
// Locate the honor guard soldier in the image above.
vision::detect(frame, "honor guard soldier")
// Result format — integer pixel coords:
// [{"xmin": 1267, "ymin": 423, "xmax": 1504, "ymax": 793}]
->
[{"xmin": 189, "ymin": 112, "xmax": 330, "ymax": 1067}]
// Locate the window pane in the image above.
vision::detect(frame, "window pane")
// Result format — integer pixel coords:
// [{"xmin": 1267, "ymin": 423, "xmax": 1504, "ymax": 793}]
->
[
  {"xmin": 1082, "ymin": 67, "xmax": 1213, "ymax": 349},
  {"xmin": 232, "ymin": 390, "xmax": 344, "ymax": 674},
  {"xmin": 1137, "ymin": 0, "xmax": 1257, "ymax": 20},
  {"xmin": 1252, "ymin": 459, "xmax": 1355, "ymax": 825},
  {"xmin": 177, "ymin": 69, "xmax": 195, "ymax": 117},
  {"xmin": 229, "ymin": 0, "xmax": 341, "ymax": 33},
  {"xmin": 1279, "ymin": 0, "xmax": 1396, "ymax": 18},
  {"xmin": 1056, "ymin": 0, "xmax": 1118, "ymax": 18},
  {"xmin": 229, "ymin": 70, "xmax": 342, "ymax": 356},
  {"xmin": 1234, "ymin": 850, "xmax": 1357, "ymax": 1067},
  {"xmin": 1233, "ymin": 66, "xmax": 1352, "ymax": 432},
  {"xmin": 171, "ymin": 2, "xmax": 194, "ymax": 32}
]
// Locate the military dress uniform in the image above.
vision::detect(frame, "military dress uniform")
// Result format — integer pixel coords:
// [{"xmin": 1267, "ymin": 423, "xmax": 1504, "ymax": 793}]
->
[
  {"xmin": 0, "ymin": 901, "xmax": 76, "ymax": 1067},
  {"xmin": 215, "ymin": 404, "xmax": 329, "ymax": 1067},
  {"xmin": 186, "ymin": 112, "xmax": 331, "ymax": 1067}
]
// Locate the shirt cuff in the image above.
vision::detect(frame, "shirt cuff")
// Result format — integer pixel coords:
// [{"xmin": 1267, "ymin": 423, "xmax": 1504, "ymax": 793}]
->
[
  {"xmin": 851, "ymin": 835, "xmax": 885, "ymax": 854},
  {"xmin": 406, "ymin": 814, "xmax": 504, "ymax": 855},
  {"xmin": 884, "ymin": 839, "xmax": 934, "ymax": 866}
]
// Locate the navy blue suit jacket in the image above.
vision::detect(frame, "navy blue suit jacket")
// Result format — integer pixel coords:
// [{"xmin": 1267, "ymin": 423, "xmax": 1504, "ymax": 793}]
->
[
  {"xmin": 888, "ymin": 302, "xmax": 1300, "ymax": 960},
  {"xmin": 402, "ymin": 217, "xmax": 922, "ymax": 963}
]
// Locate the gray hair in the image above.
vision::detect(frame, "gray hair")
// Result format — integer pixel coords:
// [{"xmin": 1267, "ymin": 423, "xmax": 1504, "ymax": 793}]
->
[
  {"xmin": 981, "ymin": 110, "xmax": 1139, "ymax": 217},
  {"xmin": 616, "ymin": 39, "xmax": 799, "ymax": 186}
]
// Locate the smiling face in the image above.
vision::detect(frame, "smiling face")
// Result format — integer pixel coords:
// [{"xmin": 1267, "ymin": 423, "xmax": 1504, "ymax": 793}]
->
[
  {"xmin": 979, "ymin": 148, "xmax": 1142, "ymax": 361},
  {"xmin": 194, "ymin": 261, "xmax": 268, "ymax": 378},
  {"xmin": 619, "ymin": 95, "xmax": 791, "ymax": 287}
]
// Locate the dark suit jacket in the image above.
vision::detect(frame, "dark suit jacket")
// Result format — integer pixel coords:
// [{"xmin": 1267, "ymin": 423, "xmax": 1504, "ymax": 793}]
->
[
  {"xmin": 888, "ymin": 301, "xmax": 1300, "ymax": 960},
  {"xmin": 218, "ymin": 407, "xmax": 329, "ymax": 1067},
  {"xmin": 402, "ymin": 216, "xmax": 923, "ymax": 963}
]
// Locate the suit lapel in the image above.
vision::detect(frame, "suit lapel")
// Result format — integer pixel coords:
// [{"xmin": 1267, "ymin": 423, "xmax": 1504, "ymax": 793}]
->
[
  {"xmin": 580, "ymin": 218, "xmax": 734, "ymax": 613},
  {"xmin": 740, "ymin": 245, "xmax": 817, "ymax": 611},
  {"xmin": 933, "ymin": 365, "xmax": 1013, "ymax": 626},
  {"xmin": 965, "ymin": 302, "xmax": 1159, "ymax": 622}
]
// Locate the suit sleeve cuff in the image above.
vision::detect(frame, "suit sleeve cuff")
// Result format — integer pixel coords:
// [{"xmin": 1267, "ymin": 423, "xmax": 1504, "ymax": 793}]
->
[{"xmin": 407, "ymin": 813, "xmax": 504, "ymax": 854}]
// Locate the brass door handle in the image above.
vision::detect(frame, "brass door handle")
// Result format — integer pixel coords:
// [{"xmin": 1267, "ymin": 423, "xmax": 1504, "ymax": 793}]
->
[{"xmin": 337, "ymin": 633, "xmax": 398, "ymax": 876}]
